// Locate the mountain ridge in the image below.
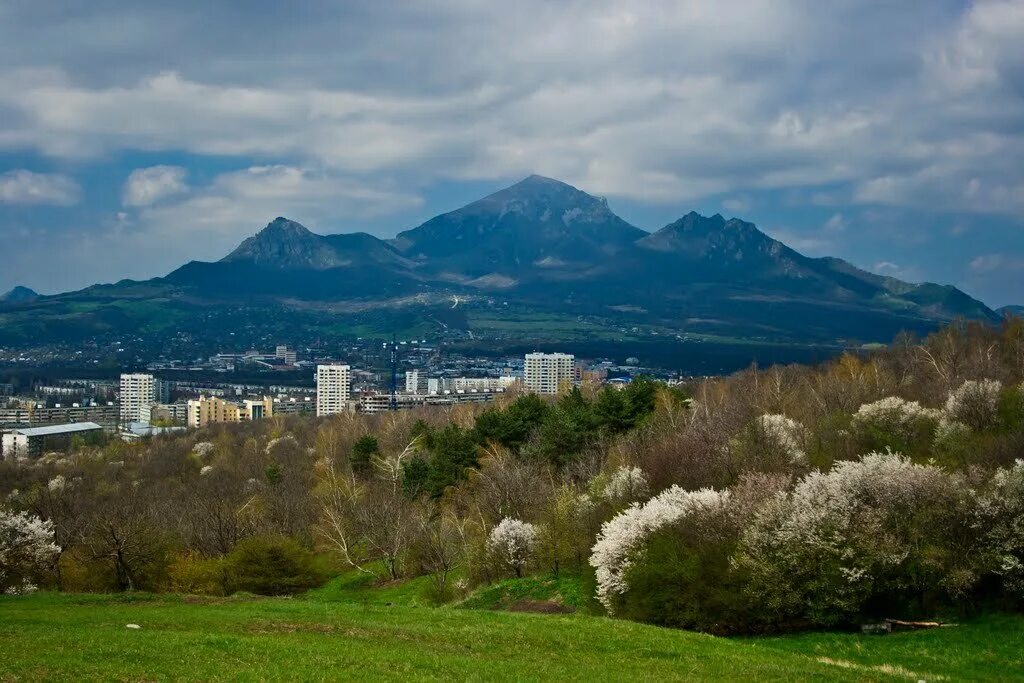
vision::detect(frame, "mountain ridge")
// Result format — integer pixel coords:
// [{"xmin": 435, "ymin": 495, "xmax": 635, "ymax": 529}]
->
[{"xmin": 0, "ymin": 176, "xmax": 1001, "ymax": 351}]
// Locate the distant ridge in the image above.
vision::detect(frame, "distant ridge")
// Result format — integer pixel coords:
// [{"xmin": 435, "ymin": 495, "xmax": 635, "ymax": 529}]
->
[{"xmin": 0, "ymin": 175, "xmax": 1001, "ymax": 348}]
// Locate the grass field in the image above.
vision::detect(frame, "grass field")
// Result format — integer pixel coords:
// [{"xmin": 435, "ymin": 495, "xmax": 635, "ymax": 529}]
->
[{"xmin": 2, "ymin": 586, "xmax": 1022, "ymax": 681}]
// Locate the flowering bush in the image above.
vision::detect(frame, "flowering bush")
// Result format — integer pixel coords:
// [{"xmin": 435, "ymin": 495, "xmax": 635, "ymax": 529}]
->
[
  {"xmin": 599, "ymin": 466, "xmax": 650, "ymax": 504},
  {"xmin": 850, "ymin": 397, "xmax": 940, "ymax": 453},
  {"xmin": 977, "ymin": 460, "xmax": 1024, "ymax": 597},
  {"xmin": 753, "ymin": 414, "xmax": 808, "ymax": 465},
  {"xmin": 590, "ymin": 486, "xmax": 730, "ymax": 612},
  {"xmin": 944, "ymin": 379, "xmax": 1002, "ymax": 431},
  {"xmin": 734, "ymin": 451, "xmax": 976, "ymax": 626},
  {"xmin": 1, "ymin": 507, "xmax": 60, "ymax": 595},
  {"xmin": 488, "ymin": 518, "xmax": 538, "ymax": 578}
]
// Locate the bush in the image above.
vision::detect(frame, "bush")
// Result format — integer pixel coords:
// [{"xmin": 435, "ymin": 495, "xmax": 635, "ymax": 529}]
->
[
  {"xmin": 734, "ymin": 451, "xmax": 980, "ymax": 627},
  {"xmin": 225, "ymin": 536, "xmax": 328, "ymax": 595},
  {"xmin": 945, "ymin": 379, "xmax": 1002, "ymax": 431},
  {"xmin": 166, "ymin": 551, "xmax": 229, "ymax": 596},
  {"xmin": 850, "ymin": 397, "xmax": 940, "ymax": 455}
]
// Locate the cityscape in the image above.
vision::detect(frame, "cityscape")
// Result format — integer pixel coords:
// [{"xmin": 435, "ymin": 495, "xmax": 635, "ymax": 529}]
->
[{"xmin": 0, "ymin": 343, "xmax": 658, "ymax": 459}]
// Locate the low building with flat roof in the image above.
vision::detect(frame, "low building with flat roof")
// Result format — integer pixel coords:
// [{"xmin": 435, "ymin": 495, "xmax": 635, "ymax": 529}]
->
[{"xmin": 1, "ymin": 422, "xmax": 103, "ymax": 460}]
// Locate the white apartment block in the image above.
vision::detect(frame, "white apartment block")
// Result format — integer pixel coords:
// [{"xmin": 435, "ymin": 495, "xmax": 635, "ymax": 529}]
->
[
  {"xmin": 316, "ymin": 364, "xmax": 352, "ymax": 416},
  {"xmin": 120, "ymin": 373, "xmax": 158, "ymax": 423},
  {"xmin": 524, "ymin": 352, "xmax": 574, "ymax": 395},
  {"xmin": 405, "ymin": 369, "xmax": 422, "ymax": 394}
]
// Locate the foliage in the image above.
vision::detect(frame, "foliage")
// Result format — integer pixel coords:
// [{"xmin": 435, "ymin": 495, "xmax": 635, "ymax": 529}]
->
[{"xmin": 223, "ymin": 535, "xmax": 327, "ymax": 595}]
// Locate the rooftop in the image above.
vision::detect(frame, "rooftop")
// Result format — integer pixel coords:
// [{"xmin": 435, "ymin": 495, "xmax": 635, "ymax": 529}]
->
[{"xmin": 7, "ymin": 422, "xmax": 103, "ymax": 437}]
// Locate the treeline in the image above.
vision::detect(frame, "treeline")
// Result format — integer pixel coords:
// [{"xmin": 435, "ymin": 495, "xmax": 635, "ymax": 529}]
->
[{"xmin": 3, "ymin": 320, "xmax": 1024, "ymax": 634}]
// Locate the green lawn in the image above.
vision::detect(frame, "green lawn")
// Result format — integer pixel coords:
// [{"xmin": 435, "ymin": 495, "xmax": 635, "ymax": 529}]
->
[{"xmin": 0, "ymin": 589, "xmax": 1020, "ymax": 681}]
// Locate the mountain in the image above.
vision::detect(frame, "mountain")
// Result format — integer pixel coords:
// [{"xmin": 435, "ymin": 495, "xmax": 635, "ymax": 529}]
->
[
  {"xmin": 0, "ymin": 286, "xmax": 39, "ymax": 303},
  {"xmin": 392, "ymin": 175, "xmax": 646, "ymax": 282},
  {"xmin": 0, "ymin": 176, "xmax": 1001, "ymax": 355},
  {"xmin": 998, "ymin": 305, "xmax": 1024, "ymax": 318}
]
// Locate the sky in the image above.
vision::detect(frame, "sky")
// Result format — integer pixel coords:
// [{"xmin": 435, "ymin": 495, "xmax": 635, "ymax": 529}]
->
[{"xmin": 1, "ymin": 1, "xmax": 1023, "ymax": 307}]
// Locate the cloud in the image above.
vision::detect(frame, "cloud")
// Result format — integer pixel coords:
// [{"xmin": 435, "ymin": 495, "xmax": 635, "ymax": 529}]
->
[
  {"xmin": 823, "ymin": 213, "xmax": 848, "ymax": 233},
  {"xmin": 0, "ymin": 169, "xmax": 80, "ymax": 205},
  {"xmin": 125, "ymin": 164, "xmax": 424, "ymax": 263},
  {"xmin": 0, "ymin": 2, "xmax": 1019, "ymax": 212},
  {"xmin": 969, "ymin": 254, "xmax": 1024, "ymax": 274},
  {"xmin": 122, "ymin": 165, "xmax": 188, "ymax": 206}
]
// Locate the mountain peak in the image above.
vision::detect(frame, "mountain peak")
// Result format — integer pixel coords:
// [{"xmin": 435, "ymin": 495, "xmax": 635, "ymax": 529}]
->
[
  {"xmin": 0, "ymin": 285, "xmax": 39, "ymax": 303},
  {"xmin": 392, "ymin": 175, "xmax": 644, "ymax": 272},
  {"xmin": 222, "ymin": 218, "xmax": 339, "ymax": 269}
]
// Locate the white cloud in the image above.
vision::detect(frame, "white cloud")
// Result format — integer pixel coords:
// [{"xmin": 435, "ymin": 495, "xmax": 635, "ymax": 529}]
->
[
  {"xmin": 823, "ymin": 213, "xmax": 848, "ymax": 233},
  {"xmin": 122, "ymin": 165, "xmax": 188, "ymax": 207},
  {"xmin": 0, "ymin": 169, "xmax": 80, "ymax": 205},
  {"xmin": 127, "ymin": 165, "xmax": 423, "ymax": 262},
  {"xmin": 0, "ymin": 2, "xmax": 1019, "ymax": 212}
]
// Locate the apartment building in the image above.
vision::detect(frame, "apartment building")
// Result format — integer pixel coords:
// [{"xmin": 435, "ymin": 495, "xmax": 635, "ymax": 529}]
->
[
  {"xmin": 316, "ymin": 364, "xmax": 352, "ymax": 416},
  {"xmin": 119, "ymin": 373, "xmax": 167, "ymax": 423},
  {"xmin": 524, "ymin": 352, "xmax": 574, "ymax": 395}
]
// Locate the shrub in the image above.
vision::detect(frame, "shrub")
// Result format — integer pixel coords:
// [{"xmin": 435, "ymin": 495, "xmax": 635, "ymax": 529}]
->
[
  {"xmin": 166, "ymin": 551, "xmax": 229, "ymax": 595},
  {"xmin": 977, "ymin": 460, "xmax": 1024, "ymax": 599},
  {"xmin": 945, "ymin": 379, "xmax": 1002, "ymax": 431},
  {"xmin": 595, "ymin": 466, "xmax": 649, "ymax": 506},
  {"xmin": 590, "ymin": 486, "xmax": 730, "ymax": 613},
  {"xmin": 734, "ymin": 451, "xmax": 979, "ymax": 627},
  {"xmin": 850, "ymin": 397, "xmax": 940, "ymax": 454},
  {"xmin": 225, "ymin": 536, "xmax": 327, "ymax": 595}
]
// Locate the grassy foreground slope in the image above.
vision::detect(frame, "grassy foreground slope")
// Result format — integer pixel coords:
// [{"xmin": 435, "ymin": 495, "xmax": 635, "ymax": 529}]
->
[{"xmin": 2, "ymin": 593, "xmax": 1022, "ymax": 681}]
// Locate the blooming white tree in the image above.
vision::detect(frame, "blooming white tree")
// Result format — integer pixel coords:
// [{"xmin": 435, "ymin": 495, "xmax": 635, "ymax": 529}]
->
[
  {"xmin": 488, "ymin": 518, "xmax": 538, "ymax": 578},
  {"xmin": 944, "ymin": 379, "xmax": 1002, "ymax": 431},
  {"xmin": 753, "ymin": 414, "xmax": 808, "ymax": 465},
  {"xmin": 601, "ymin": 466, "xmax": 650, "ymax": 504},
  {"xmin": 1, "ymin": 507, "xmax": 59, "ymax": 595},
  {"xmin": 590, "ymin": 486, "xmax": 731, "ymax": 612},
  {"xmin": 734, "ymin": 451, "xmax": 971, "ymax": 625},
  {"xmin": 977, "ymin": 460, "xmax": 1024, "ymax": 597},
  {"xmin": 850, "ymin": 396, "xmax": 941, "ymax": 446}
]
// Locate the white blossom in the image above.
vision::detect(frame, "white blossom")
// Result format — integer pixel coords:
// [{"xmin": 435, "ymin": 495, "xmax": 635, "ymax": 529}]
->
[
  {"xmin": 46, "ymin": 475, "xmax": 66, "ymax": 492},
  {"xmin": 590, "ymin": 486, "xmax": 730, "ymax": 612},
  {"xmin": 192, "ymin": 441, "xmax": 215, "ymax": 457},
  {"xmin": 977, "ymin": 460, "xmax": 1024, "ymax": 596},
  {"xmin": 944, "ymin": 379, "xmax": 1002, "ymax": 431},
  {"xmin": 488, "ymin": 518, "xmax": 538, "ymax": 578},
  {"xmin": 850, "ymin": 396, "xmax": 940, "ymax": 444},
  {"xmin": 735, "ymin": 451, "xmax": 964, "ymax": 624},
  {"xmin": 602, "ymin": 466, "xmax": 650, "ymax": 503},
  {"xmin": 265, "ymin": 434, "xmax": 298, "ymax": 454},
  {"xmin": 199, "ymin": 465, "xmax": 214, "ymax": 476},
  {"xmin": 0, "ymin": 507, "xmax": 59, "ymax": 594},
  {"xmin": 754, "ymin": 414, "xmax": 808, "ymax": 464}
]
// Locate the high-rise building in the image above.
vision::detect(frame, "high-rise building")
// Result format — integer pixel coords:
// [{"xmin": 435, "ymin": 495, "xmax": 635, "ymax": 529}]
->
[
  {"xmin": 405, "ymin": 369, "xmax": 425, "ymax": 394},
  {"xmin": 120, "ymin": 373, "xmax": 158, "ymax": 423},
  {"xmin": 275, "ymin": 345, "xmax": 297, "ymax": 364},
  {"xmin": 524, "ymin": 352, "xmax": 574, "ymax": 395},
  {"xmin": 187, "ymin": 395, "xmax": 241, "ymax": 428},
  {"xmin": 316, "ymin": 364, "xmax": 351, "ymax": 416}
]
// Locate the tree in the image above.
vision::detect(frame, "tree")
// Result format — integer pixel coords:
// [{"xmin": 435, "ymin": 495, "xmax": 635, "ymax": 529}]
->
[
  {"xmin": 1, "ymin": 507, "xmax": 59, "ymax": 594},
  {"xmin": 488, "ymin": 518, "xmax": 537, "ymax": 578},
  {"xmin": 350, "ymin": 435, "xmax": 379, "ymax": 475}
]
